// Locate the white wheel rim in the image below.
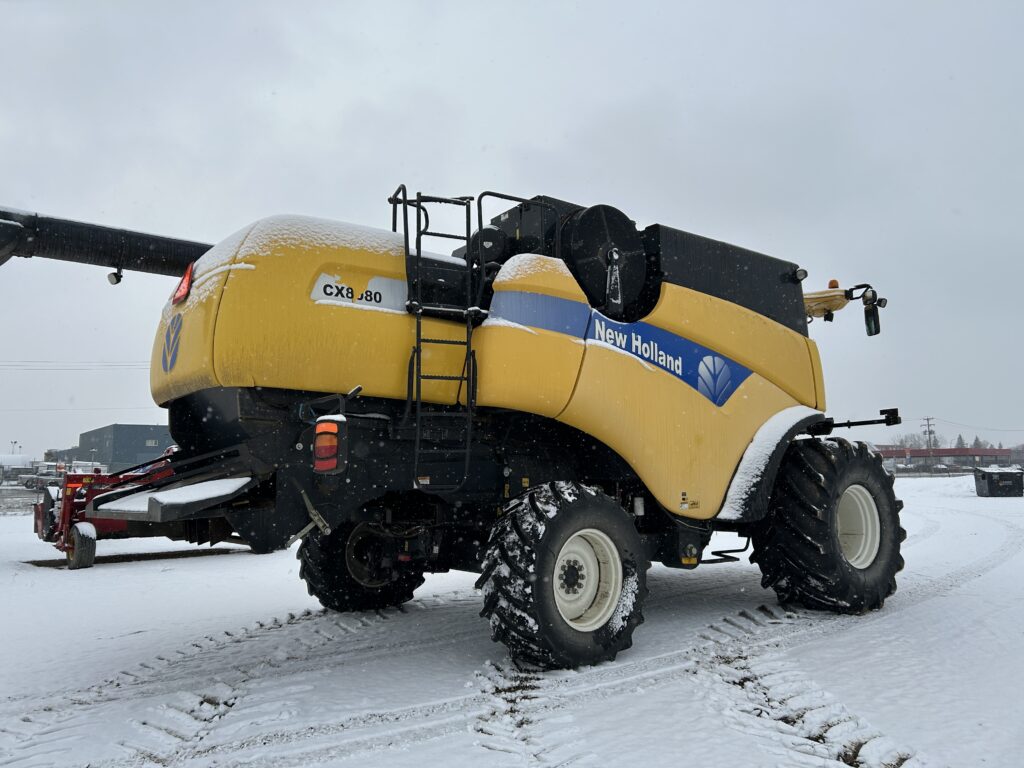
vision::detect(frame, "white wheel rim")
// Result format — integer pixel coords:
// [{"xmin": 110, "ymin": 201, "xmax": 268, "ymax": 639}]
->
[
  {"xmin": 553, "ymin": 528, "xmax": 623, "ymax": 632},
  {"xmin": 836, "ymin": 484, "xmax": 881, "ymax": 569}
]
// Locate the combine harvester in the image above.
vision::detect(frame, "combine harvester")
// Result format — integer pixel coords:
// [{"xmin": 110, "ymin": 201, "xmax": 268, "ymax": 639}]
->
[{"xmin": 1, "ymin": 187, "xmax": 901, "ymax": 668}]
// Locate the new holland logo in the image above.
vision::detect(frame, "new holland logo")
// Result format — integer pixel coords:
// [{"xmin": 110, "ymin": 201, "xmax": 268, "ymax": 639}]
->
[
  {"xmin": 697, "ymin": 355, "xmax": 732, "ymax": 406},
  {"xmin": 162, "ymin": 314, "xmax": 183, "ymax": 373}
]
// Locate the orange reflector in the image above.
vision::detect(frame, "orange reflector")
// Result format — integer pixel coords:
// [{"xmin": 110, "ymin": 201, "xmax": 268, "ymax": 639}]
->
[
  {"xmin": 172, "ymin": 262, "xmax": 195, "ymax": 305},
  {"xmin": 828, "ymin": 278, "xmax": 840, "ymax": 289}
]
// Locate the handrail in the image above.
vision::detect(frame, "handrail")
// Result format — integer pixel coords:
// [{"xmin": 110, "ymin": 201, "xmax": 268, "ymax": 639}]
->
[{"xmin": 474, "ymin": 191, "xmax": 563, "ymax": 305}]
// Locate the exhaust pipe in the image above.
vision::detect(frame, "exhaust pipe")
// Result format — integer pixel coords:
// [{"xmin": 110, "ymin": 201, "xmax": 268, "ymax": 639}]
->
[{"xmin": 0, "ymin": 206, "xmax": 211, "ymax": 277}]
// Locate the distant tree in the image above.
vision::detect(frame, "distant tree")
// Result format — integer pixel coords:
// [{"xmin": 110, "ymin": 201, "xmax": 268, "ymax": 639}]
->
[
  {"xmin": 999, "ymin": 442, "xmax": 1004, "ymax": 450},
  {"xmin": 972, "ymin": 435, "xmax": 983, "ymax": 449},
  {"xmin": 896, "ymin": 433, "xmax": 926, "ymax": 449},
  {"xmin": 955, "ymin": 434, "xmax": 966, "ymax": 449}
]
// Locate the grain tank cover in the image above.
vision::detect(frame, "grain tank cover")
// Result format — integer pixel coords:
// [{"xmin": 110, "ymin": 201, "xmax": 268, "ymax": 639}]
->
[{"xmin": 645, "ymin": 225, "xmax": 808, "ymax": 335}]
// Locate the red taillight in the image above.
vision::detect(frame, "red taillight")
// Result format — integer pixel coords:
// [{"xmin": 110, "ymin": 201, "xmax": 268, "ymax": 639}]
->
[
  {"xmin": 313, "ymin": 418, "xmax": 346, "ymax": 473},
  {"xmin": 171, "ymin": 262, "xmax": 194, "ymax": 305},
  {"xmin": 314, "ymin": 434, "xmax": 339, "ymax": 459}
]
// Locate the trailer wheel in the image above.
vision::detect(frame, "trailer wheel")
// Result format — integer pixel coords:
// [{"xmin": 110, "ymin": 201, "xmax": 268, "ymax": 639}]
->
[
  {"xmin": 66, "ymin": 523, "xmax": 97, "ymax": 570},
  {"xmin": 298, "ymin": 524, "xmax": 424, "ymax": 612},
  {"xmin": 751, "ymin": 438, "xmax": 905, "ymax": 613},
  {"xmin": 477, "ymin": 482, "xmax": 648, "ymax": 669}
]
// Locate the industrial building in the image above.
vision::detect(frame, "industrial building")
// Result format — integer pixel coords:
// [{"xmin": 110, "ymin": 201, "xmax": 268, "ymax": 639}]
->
[
  {"xmin": 77, "ymin": 424, "xmax": 174, "ymax": 472},
  {"xmin": 48, "ymin": 424, "xmax": 175, "ymax": 473}
]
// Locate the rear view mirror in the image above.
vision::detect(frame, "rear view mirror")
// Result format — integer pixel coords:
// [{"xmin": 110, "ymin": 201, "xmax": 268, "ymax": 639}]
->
[{"xmin": 865, "ymin": 304, "xmax": 880, "ymax": 336}]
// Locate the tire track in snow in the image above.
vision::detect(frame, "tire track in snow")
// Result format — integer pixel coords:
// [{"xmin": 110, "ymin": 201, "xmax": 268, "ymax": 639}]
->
[
  {"xmin": 5, "ymin": 505, "xmax": 1013, "ymax": 768},
  {"xmin": 700, "ymin": 608, "xmax": 921, "ymax": 768},
  {"xmin": 472, "ymin": 663, "xmax": 544, "ymax": 761},
  {"xmin": 118, "ymin": 607, "xmax": 765, "ymax": 768},
  {"xmin": 99, "ymin": 576, "xmax": 756, "ymax": 767},
  {"xmin": 0, "ymin": 569, "xmax": 758, "ymax": 768},
  {"xmin": 894, "ymin": 506, "xmax": 1024, "ymax": 605},
  {"xmin": 0, "ymin": 595, "xmax": 485, "ymax": 768},
  {"xmin": 470, "ymin": 662, "xmax": 591, "ymax": 767},
  {"xmin": 0, "ymin": 595, "xmax": 939, "ymax": 768},
  {"xmin": 681, "ymin": 505, "xmax": 1023, "ymax": 768},
  {"xmin": 900, "ymin": 511, "xmax": 942, "ymax": 549},
  {"xmin": 148, "ymin": 576, "xmax": 766, "ymax": 767}
]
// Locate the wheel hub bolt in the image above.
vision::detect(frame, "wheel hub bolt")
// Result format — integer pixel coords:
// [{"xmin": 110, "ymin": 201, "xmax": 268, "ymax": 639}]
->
[{"xmin": 559, "ymin": 559, "xmax": 586, "ymax": 594}]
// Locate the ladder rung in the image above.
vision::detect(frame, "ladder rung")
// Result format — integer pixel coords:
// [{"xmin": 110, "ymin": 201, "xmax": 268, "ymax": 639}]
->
[
  {"xmin": 421, "ymin": 337, "xmax": 468, "ymax": 345},
  {"xmin": 413, "ymin": 307, "xmax": 466, "ymax": 319},
  {"xmin": 421, "ymin": 374, "xmax": 467, "ymax": 381},
  {"xmin": 419, "ymin": 448, "xmax": 470, "ymax": 455}
]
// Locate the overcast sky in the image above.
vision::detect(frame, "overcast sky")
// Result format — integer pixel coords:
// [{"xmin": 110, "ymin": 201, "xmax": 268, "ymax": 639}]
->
[{"xmin": 1, "ymin": 0, "xmax": 1022, "ymax": 459}]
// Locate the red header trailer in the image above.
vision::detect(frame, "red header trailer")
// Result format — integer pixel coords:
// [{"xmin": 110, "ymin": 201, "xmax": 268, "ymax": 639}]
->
[{"xmin": 30, "ymin": 458, "xmax": 246, "ymax": 568}]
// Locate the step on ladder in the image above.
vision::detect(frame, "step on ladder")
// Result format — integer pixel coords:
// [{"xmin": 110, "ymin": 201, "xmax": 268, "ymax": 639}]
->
[{"xmin": 389, "ymin": 185, "xmax": 484, "ymax": 493}]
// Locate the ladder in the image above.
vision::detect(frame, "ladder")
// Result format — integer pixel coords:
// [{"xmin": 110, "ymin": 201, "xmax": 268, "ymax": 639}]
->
[{"xmin": 389, "ymin": 185, "xmax": 483, "ymax": 493}]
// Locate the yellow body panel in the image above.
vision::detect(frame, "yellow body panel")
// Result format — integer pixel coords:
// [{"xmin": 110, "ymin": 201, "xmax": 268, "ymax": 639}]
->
[
  {"xmin": 150, "ymin": 223, "xmax": 255, "ymax": 404},
  {"xmin": 559, "ymin": 351, "xmax": 800, "ymax": 518},
  {"xmin": 652, "ymin": 285, "xmax": 817, "ymax": 407},
  {"xmin": 153, "ymin": 217, "xmax": 469, "ymax": 407},
  {"xmin": 151, "ymin": 216, "xmax": 824, "ymax": 521},
  {"xmin": 475, "ymin": 257, "xmax": 589, "ymax": 417},
  {"xmin": 490, "ymin": 255, "xmax": 591, "ymax": 302},
  {"xmin": 808, "ymin": 339, "xmax": 826, "ymax": 411},
  {"xmin": 556, "ymin": 282, "xmax": 818, "ymax": 518}
]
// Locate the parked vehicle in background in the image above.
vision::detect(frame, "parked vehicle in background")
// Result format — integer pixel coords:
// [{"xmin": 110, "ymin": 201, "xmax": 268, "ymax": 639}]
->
[{"xmin": 22, "ymin": 473, "xmax": 61, "ymax": 491}]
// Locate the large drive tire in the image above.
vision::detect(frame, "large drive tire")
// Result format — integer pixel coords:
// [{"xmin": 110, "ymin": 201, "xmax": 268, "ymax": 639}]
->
[
  {"xmin": 66, "ymin": 523, "xmax": 97, "ymax": 570},
  {"xmin": 751, "ymin": 438, "xmax": 905, "ymax": 613},
  {"xmin": 477, "ymin": 482, "xmax": 649, "ymax": 669},
  {"xmin": 298, "ymin": 523, "xmax": 425, "ymax": 612}
]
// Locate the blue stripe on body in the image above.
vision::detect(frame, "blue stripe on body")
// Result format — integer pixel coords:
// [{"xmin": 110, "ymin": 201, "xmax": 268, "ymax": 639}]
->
[
  {"xmin": 489, "ymin": 290, "xmax": 751, "ymax": 406},
  {"xmin": 489, "ymin": 290, "xmax": 592, "ymax": 337}
]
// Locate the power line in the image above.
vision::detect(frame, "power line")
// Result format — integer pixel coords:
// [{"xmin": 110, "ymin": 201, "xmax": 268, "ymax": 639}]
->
[
  {"xmin": 0, "ymin": 360, "xmax": 149, "ymax": 364},
  {"xmin": 0, "ymin": 370, "xmax": 149, "ymax": 376},
  {"xmin": 0, "ymin": 406, "xmax": 160, "ymax": 413},
  {"xmin": 908, "ymin": 417, "xmax": 1024, "ymax": 433}
]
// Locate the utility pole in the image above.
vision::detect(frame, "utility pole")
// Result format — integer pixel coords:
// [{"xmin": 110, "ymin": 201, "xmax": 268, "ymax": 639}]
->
[{"xmin": 922, "ymin": 417, "xmax": 936, "ymax": 467}]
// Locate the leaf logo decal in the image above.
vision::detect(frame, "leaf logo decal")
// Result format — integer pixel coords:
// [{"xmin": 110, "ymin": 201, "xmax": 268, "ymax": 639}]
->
[
  {"xmin": 697, "ymin": 355, "xmax": 732, "ymax": 405},
  {"xmin": 162, "ymin": 314, "xmax": 183, "ymax": 373}
]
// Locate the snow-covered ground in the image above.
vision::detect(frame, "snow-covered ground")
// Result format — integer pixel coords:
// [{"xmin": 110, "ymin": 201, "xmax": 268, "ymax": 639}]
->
[{"xmin": 0, "ymin": 477, "xmax": 1019, "ymax": 767}]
